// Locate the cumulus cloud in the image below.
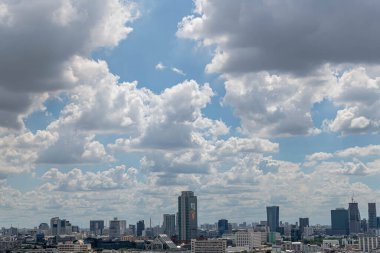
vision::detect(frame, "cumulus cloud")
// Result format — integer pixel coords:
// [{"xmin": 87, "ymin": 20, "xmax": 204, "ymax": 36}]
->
[
  {"xmin": 0, "ymin": 130, "xmax": 57, "ymax": 176},
  {"xmin": 178, "ymin": 0, "xmax": 380, "ymax": 136},
  {"xmin": 0, "ymin": 0, "xmax": 137, "ymax": 129},
  {"xmin": 42, "ymin": 166, "xmax": 137, "ymax": 191}
]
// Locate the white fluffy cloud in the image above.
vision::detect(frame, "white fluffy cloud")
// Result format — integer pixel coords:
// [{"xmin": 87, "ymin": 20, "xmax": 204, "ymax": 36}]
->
[{"xmin": 0, "ymin": 0, "xmax": 137, "ymax": 129}]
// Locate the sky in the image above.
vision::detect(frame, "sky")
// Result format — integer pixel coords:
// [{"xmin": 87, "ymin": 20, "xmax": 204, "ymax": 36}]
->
[{"xmin": 1, "ymin": 0, "xmax": 380, "ymax": 228}]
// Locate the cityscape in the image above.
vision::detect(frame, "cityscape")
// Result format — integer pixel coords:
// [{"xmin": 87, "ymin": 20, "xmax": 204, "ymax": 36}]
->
[
  {"xmin": 2, "ymin": 0, "xmax": 380, "ymax": 253},
  {"xmin": 1, "ymin": 191, "xmax": 380, "ymax": 252}
]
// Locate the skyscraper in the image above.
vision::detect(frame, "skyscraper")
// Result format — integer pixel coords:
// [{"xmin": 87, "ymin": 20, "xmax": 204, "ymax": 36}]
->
[
  {"xmin": 299, "ymin": 217, "xmax": 309, "ymax": 235},
  {"xmin": 349, "ymin": 201, "xmax": 361, "ymax": 234},
  {"xmin": 178, "ymin": 191, "xmax": 198, "ymax": 242},
  {"xmin": 218, "ymin": 219, "xmax": 229, "ymax": 236},
  {"xmin": 162, "ymin": 214, "xmax": 176, "ymax": 237},
  {"xmin": 136, "ymin": 220, "xmax": 145, "ymax": 236},
  {"xmin": 109, "ymin": 217, "xmax": 126, "ymax": 239},
  {"xmin": 266, "ymin": 206, "xmax": 279, "ymax": 233},
  {"xmin": 50, "ymin": 217, "xmax": 61, "ymax": 236},
  {"xmin": 368, "ymin": 203, "xmax": 377, "ymax": 229},
  {"xmin": 331, "ymin": 208, "xmax": 349, "ymax": 235},
  {"xmin": 90, "ymin": 220, "xmax": 104, "ymax": 236}
]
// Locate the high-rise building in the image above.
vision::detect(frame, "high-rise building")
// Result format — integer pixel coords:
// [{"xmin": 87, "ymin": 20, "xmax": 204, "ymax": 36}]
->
[
  {"xmin": 299, "ymin": 218, "xmax": 309, "ymax": 235},
  {"xmin": 368, "ymin": 203, "xmax": 377, "ymax": 229},
  {"xmin": 331, "ymin": 208, "xmax": 349, "ymax": 235},
  {"xmin": 129, "ymin": 224, "xmax": 136, "ymax": 236},
  {"xmin": 348, "ymin": 201, "xmax": 361, "ymax": 234},
  {"xmin": 137, "ymin": 220, "xmax": 145, "ymax": 236},
  {"xmin": 60, "ymin": 219, "xmax": 72, "ymax": 235},
  {"xmin": 266, "ymin": 206, "xmax": 279, "ymax": 233},
  {"xmin": 218, "ymin": 219, "xmax": 229, "ymax": 236},
  {"xmin": 50, "ymin": 217, "xmax": 61, "ymax": 236},
  {"xmin": 162, "ymin": 214, "xmax": 176, "ymax": 237},
  {"xmin": 90, "ymin": 220, "xmax": 104, "ymax": 236},
  {"xmin": 377, "ymin": 217, "xmax": 380, "ymax": 229},
  {"xmin": 178, "ymin": 191, "xmax": 198, "ymax": 242},
  {"xmin": 109, "ymin": 217, "xmax": 126, "ymax": 239}
]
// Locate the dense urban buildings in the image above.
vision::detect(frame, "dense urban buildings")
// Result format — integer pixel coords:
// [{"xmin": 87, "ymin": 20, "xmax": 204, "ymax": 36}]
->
[
  {"xmin": 178, "ymin": 191, "xmax": 198, "ymax": 242},
  {"xmin": 1, "ymin": 191, "xmax": 380, "ymax": 253},
  {"xmin": 266, "ymin": 206, "xmax": 279, "ymax": 233}
]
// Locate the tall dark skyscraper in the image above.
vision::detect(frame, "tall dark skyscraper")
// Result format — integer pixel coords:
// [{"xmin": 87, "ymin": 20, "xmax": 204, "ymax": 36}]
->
[
  {"xmin": 368, "ymin": 203, "xmax": 377, "ymax": 229},
  {"xmin": 162, "ymin": 214, "xmax": 176, "ymax": 237},
  {"xmin": 136, "ymin": 220, "xmax": 145, "ymax": 236},
  {"xmin": 178, "ymin": 191, "xmax": 198, "ymax": 242},
  {"xmin": 348, "ymin": 201, "xmax": 361, "ymax": 234},
  {"xmin": 90, "ymin": 220, "xmax": 104, "ymax": 235},
  {"xmin": 218, "ymin": 219, "xmax": 229, "ymax": 236},
  {"xmin": 266, "ymin": 206, "xmax": 279, "ymax": 233},
  {"xmin": 331, "ymin": 208, "xmax": 349, "ymax": 235},
  {"xmin": 299, "ymin": 217, "xmax": 309, "ymax": 235}
]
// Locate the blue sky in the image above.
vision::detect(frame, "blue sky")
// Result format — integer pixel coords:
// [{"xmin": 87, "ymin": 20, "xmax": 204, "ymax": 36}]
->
[{"xmin": 1, "ymin": 0, "xmax": 380, "ymax": 228}]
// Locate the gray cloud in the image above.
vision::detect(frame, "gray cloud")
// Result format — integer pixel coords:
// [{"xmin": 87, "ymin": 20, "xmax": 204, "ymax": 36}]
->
[{"xmin": 178, "ymin": 0, "xmax": 380, "ymax": 74}]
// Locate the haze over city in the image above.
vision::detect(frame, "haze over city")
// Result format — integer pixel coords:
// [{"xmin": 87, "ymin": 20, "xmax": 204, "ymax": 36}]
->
[{"xmin": 1, "ymin": 0, "xmax": 380, "ymax": 230}]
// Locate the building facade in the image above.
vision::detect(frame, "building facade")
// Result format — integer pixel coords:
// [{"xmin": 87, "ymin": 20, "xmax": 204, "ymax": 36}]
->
[
  {"xmin": 349, "ymin": 201, "xmax": 361, "ymax": 234},
  {"xmin": 218, "ymin": 219, "xmax": 229, "ymax": 236},
  {"xmin": 331, "ymin": 208, "xmax": 349, "ymax": 235},
  {"xmin": 178, "ymin": 191, "xmax": 198, "ymax": 242},
  {"xmin": 109, "ymin": 217, "xmax": 126, "ymax": 239},
  {"xmin": 162, "ymin": 214, "xmax": 176, "ymax": 237},
  {"xmin": 368, "ymin": 203, "xmax": 377, "ymax": 229},
  {"xmin": 267, "ymin": 206, "xmax": 279, "ymax": 233},
  {"xmin": 191, "ymin": 239, "xmax": 227, "ymax": 253},
  {"xmin": 90, "ymin": 220, "xmax": 104, "ymax": 236}
]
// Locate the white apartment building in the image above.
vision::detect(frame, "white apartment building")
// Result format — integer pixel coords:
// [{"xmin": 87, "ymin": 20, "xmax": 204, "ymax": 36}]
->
[
  {"xmin": 235, "ymin": 230, "xmax": 267, "ymax": 250},
  {"xmin": 358, "ymin": 235, "xmax": 380, "ymax": 253}
]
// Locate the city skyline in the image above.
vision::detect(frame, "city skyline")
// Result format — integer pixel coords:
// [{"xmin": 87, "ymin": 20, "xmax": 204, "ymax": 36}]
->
[{"xmin": 1, "ymin": 0, "xmax": 380, "ymax": 228}]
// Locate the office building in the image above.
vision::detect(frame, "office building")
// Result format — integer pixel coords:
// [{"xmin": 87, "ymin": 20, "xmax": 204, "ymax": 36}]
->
[
  {"xmin": 267, "ymin": 206, "xmax": 279, "ymax": 233},
  {"xmin": 331, "ymin": 208, "xmax": 349, "ymax": 235},
  {"xmin": 129, "ymin": 224, "xmax": 136, "ymax": 236},
  {"xmin": 109, "ymin": 217, "xmax": 127, "ymax": 239},
  {"xmin": 162, "ymin": 214, "xmax": 176, "ymax": 237},
  {"xmin": 191, "ymin": 239, "xmax": 227, "ymax": 253},
  {"xmin": 90, "ymin": 220, "xmax": 104, "ymax": 236},
  {"xmin": 137, "ymin": 220, "xmax": 145, "ymax": 236},
  {"xmin": 178, "ymin": 191, "xmax": 198, "ymax": 242},
  {"xmin": 50, "ymin": 217, "xmax": 61, "ymax": 236},
  {"xmin": 299, "ymin": 218, "xmax": 309, "ymax": 235},
  {"xmin": 218, "ymin": 219, "xmax": 229, "ymax": 236},
  {"xmin": 368, "ymin": 203, "xmax": 377, "ymax": 229},
  {"xmin": 349, "ymin": 201, "xmax": 361, "ymax": 234}
]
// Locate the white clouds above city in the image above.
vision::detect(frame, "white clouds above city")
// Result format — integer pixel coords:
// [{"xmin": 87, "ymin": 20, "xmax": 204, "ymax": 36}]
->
[{"xmin": 0, "ymin": 0, "xmax": 380, "ymax": 228}]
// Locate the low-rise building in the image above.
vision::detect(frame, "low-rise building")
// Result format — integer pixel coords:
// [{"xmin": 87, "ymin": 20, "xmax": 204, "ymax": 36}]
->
[{"xmin": 191, "ymin": 239, "xmax": 227, "ymax": 253}]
